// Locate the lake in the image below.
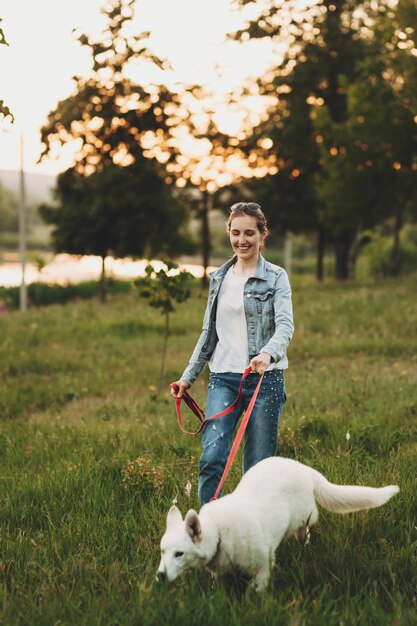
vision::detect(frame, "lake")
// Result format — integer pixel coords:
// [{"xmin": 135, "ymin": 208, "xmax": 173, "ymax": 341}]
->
[{"xmin": 0, "ymin": 254, "xmax": 218, "ymax": 287}]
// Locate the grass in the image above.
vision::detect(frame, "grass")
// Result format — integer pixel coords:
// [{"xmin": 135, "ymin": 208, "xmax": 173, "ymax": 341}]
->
[{"xmin": 0, "ymin": 273, "xmax": 417, "ymax": 625}]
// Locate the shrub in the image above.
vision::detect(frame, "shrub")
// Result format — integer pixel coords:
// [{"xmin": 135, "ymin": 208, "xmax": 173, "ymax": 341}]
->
[
  {"xmin": 363, "ymin": 224, "xmax": 417, "ymax": 277},
  {"xmin": 0, "ymin": 279, "xmax": 132, "ymax": 309}
]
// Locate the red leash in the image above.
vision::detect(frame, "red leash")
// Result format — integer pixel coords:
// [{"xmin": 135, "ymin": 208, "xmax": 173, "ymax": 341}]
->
[{"xmin": 170, "ymin": 366, "xmax": 264, "ymax": 500}]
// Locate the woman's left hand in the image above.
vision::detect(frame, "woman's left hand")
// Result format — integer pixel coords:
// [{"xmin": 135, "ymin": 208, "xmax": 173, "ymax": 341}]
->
[{"xmin": 250, "ymin": 352, "xmax": 271, "ymax": 375}]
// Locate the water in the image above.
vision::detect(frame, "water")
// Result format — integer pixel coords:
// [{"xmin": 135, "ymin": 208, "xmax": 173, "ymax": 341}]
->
[{"xmin": 0, "ymin": 254, "xmax": 218, "ymax": 287}]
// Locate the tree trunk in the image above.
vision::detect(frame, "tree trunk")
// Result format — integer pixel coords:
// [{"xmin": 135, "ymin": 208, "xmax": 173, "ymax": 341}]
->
[
  {"xmin": 99, "ymin": 255, "xmax": 107, "ymax": 303},
  {"xmin": 316, "ymin": 225, "xmax": 326, "ymax": 283},
  {"xmin": 201, "ymin": 188, "xmax": 210, "ymax": 289},
  {"xmin": 389, "ymin": 206, "xmax": 403, "ymax": 277},
  {"xmin": 334, "ymin": 233, "xmax": 352, "ymax": 280},
  {"xmin": 347, "ymin": 230, "xmax": 363, "ymax": 281}
]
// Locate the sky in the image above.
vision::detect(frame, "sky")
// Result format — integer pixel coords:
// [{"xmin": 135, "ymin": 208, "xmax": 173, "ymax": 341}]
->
[{"xmin": 0, "ymin": 0, "xmax": 277, "ymax": 177}]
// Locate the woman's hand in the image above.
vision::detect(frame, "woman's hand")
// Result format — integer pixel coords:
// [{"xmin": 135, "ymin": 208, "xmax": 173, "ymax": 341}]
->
[
  {"xmin": 170, "ymin": 379, "xmax": 191, "ymax": 398},
  {"xmin": 250, "ymin": 352, "xmax": 271, "ymax": 375}
]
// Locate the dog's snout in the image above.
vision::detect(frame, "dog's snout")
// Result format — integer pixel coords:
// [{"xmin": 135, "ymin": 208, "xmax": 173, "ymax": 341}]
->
[{"xmin": 156, "ymin": 570, "xmax": 167, "ymax": 582}]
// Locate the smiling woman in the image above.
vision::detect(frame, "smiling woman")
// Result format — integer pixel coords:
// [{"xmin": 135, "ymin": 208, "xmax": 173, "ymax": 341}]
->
[{"xmin": 170, "ymin": 201, "xmax": 294, "ymax": 505}]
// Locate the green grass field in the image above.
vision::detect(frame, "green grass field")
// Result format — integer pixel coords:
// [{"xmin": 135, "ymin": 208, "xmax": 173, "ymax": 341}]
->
[{"xmin": 1, "ymin": 274, "xmax": 416, "ymax": 625}]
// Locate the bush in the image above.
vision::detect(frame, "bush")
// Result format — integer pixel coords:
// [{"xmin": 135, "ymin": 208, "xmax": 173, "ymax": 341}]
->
[
  {"xmin": 363, "ymin": 224, "xmax": 417, "ymax": 277},
  {"xmin": 0, "ymin": 279, "xmax": 133, "ymax": 309}
]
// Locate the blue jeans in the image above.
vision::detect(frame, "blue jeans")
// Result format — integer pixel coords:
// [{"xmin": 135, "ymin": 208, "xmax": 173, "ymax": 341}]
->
[{"xmin": 198, "ymin": 370, "xmax": 286, "ymax": 505}]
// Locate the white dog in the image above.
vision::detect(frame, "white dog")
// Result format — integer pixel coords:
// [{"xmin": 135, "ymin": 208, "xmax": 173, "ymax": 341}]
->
[{"xmin": 157, "ymin": 457, "xmax": 399, "ymax": 591}]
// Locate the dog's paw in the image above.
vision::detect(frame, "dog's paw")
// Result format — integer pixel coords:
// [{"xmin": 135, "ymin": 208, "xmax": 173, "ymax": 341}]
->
[
  {"xmin": 295, "ymin": 524, "xmax": 311, "ymax": 546},
  {"xmin": 249, "ymin": 568, "xmax": 271, "ymax": 593}
]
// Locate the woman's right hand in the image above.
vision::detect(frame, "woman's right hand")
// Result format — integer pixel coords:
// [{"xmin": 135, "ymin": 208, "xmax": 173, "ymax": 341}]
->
[{"xmin": 170, "ymin": 379, "xmax": 191, "ymax": 398}]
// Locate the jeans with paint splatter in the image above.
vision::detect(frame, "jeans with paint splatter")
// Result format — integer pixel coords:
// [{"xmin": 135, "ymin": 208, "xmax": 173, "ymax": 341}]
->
[{"xmin": 198, "ymin": 370, "xmax": 286, "ymax": 505}]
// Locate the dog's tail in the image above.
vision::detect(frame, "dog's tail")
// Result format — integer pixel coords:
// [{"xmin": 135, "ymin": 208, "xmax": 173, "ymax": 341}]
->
[{"xmin": 310, "ymin": 468, "xmax": 399, "ymax": 514}]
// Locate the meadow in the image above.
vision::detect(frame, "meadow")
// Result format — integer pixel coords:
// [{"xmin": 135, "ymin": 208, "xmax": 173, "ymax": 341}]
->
[{"xmin": 0, "ymin": 273, "xmax": 416, "ymax": 625}]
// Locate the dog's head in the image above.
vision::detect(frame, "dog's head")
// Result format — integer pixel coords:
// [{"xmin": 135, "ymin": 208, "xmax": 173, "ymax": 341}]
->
[{"xmin": 157, "ymin": 505, "xmax": 203, "ymax": 582}]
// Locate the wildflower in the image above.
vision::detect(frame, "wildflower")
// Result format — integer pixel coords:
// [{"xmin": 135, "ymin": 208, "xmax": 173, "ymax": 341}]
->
[
  {"xmin": 122, "ymin": 456, "xmax": 165, "ymax": 492},
  {"xmin": 185, "ymin": 481, "xmax": 192, "ymax": 498},
  {"xmin": 346, "ymin": 431, "xmax": 351, "ymax": 441}
]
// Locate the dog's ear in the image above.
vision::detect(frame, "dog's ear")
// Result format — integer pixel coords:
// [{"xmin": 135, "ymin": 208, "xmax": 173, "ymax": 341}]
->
[
  {"xmin": 184, "ymin": 509, "xmax": 202, "ymax": 543},
  {"xmin": 167, "ymin": 505, "xmax": 183, "ymax": 528}
]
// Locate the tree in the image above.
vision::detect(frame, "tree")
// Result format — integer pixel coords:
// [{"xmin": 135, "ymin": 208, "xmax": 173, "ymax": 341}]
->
[
  {"xmin": 0, "ymin": 180, "xmax": 21, "ymax": 270},
  {"xmin": 383, "ymin": 0, "xmax": 417, "ymax": 117},
  {"xmin": 0, "ymin": 19, "xmax": 14, "ymax": 122},
  {"xmin": 40, "ymin": 163, "xmax": 191, "ymax": 302},
  {"xmin": 230, "ymin": 0, "xmax": 417, "ymax": 279},
  {"xmin": 39, "ymin": 0, "xmax": 192, "ymax": 300},
  {"xmin": 0, "ymin": 182, "xmax": 18, "ymax": 232},
  {"xmin": 136, "ymin": 260, "xmax": 193, "ymax": 386},
  {"xmin": 311, "ymin": 0, "xmax": 417, "ymax": 278},
  {"xmin": 358, "ymin": 3, "xmax": 417, "ymax": 275},
  {"xmin": 228, "ymin": 1, "xmax": 385, "ymax": 279},
  {"xmin": 156, "ymin": 86, "xmax": 261, "ymax": 287},
  {"xmin": 316, "ymin": 58, "xmax": 417, "ymax": 278},
  {"xmin": 39, "ymin": 0, "xmax": 179, "ymax": 175}
]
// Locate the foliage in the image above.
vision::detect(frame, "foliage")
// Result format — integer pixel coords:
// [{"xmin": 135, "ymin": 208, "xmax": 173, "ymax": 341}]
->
[
  {"xmin": 39, "ymin": 0, "xmax": 176, "ymax": 175},
  {"xmin": 231, "ymin": 0, "xmax": 367, "ymax": 235},
  {"xmin": 0, "ymin": 181, "xmax": 18, "ymax": 231},
  {"xmin": 38, "ymin": 0, "xmax": 194, "ymax": 300},
  {"xmin": 39, "ymin": 164, "xmax": 192, "ymax": 260},
  {"xmin": 136, "ymin": 260, "xmax": 193, "ymax": 382},
  {"xmin": 0, "ymin": 278, "xmax": 132, "ymax": 310},
  {"xmin": 0, "ymin": 18, "xmax": 14, "ymax": 122},
  {"xmin": 383, "ymin": 0, "xmax": 417, "ymax": 116},
  {"xmin": 230, "ymin": 0, "xmax": 417, "ymax": 280},
  {"xmin": 136, "ymin": 260, "xmax": 193, "ymax": 313},
  {"xmin": 363, "ymin": 224, "xmax": 417, "ymax": 277},
  {"xmin": 316, "ymin": 65, "xmax": 417, "ymax": 227}
]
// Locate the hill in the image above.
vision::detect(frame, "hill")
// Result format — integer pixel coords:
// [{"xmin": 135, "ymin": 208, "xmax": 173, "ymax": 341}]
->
[{"xmin": 0, "ymin": 168, "xmax": 56, "ymax": 203}]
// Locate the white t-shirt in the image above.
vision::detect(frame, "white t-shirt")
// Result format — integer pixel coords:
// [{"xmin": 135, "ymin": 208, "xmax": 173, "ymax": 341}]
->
[{"xmin": 209, "ymin": 267, "xmax": 249, "ymax": 373}]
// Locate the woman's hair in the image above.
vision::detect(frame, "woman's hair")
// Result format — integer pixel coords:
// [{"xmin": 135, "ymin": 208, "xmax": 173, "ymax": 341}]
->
[{"xmin": 226, "ymin": 202, "xmax": 269, "ymax": 239}]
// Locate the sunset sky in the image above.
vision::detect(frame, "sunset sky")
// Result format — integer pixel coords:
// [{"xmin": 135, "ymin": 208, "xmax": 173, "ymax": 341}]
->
[{"xmin": 0, "ymin": 0, "xmax": 278, "ymax": 177}]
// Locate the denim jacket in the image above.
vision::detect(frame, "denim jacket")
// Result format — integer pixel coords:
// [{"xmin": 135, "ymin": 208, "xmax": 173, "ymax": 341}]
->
[{"xmin": 181, "ymin": 254, "xmax": 294, "ymax": 385}]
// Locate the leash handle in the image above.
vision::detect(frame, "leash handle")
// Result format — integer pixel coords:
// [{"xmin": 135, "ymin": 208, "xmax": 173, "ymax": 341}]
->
[
  {"xmin": 170, "ymin": 384, "xmax": 206, "ymax": 435},
  {"xmin": 170, "ymin": 366, "xmax": 265, "ymax": 500},
  {"xmin": 170, "ymin": 366, "xmax": 253, "ymax": 435}
]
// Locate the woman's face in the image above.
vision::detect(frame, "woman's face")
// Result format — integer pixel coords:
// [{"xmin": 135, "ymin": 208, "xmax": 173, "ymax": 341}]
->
[{"xmin": 229, "ymin": 214, "xmax": 265, "ymax": 264}]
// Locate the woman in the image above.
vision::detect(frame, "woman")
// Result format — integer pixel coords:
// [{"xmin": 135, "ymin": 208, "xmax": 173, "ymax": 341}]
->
[{"xmin": 170, "ymin": 202, "xmax": 294, "ymax": 505}]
